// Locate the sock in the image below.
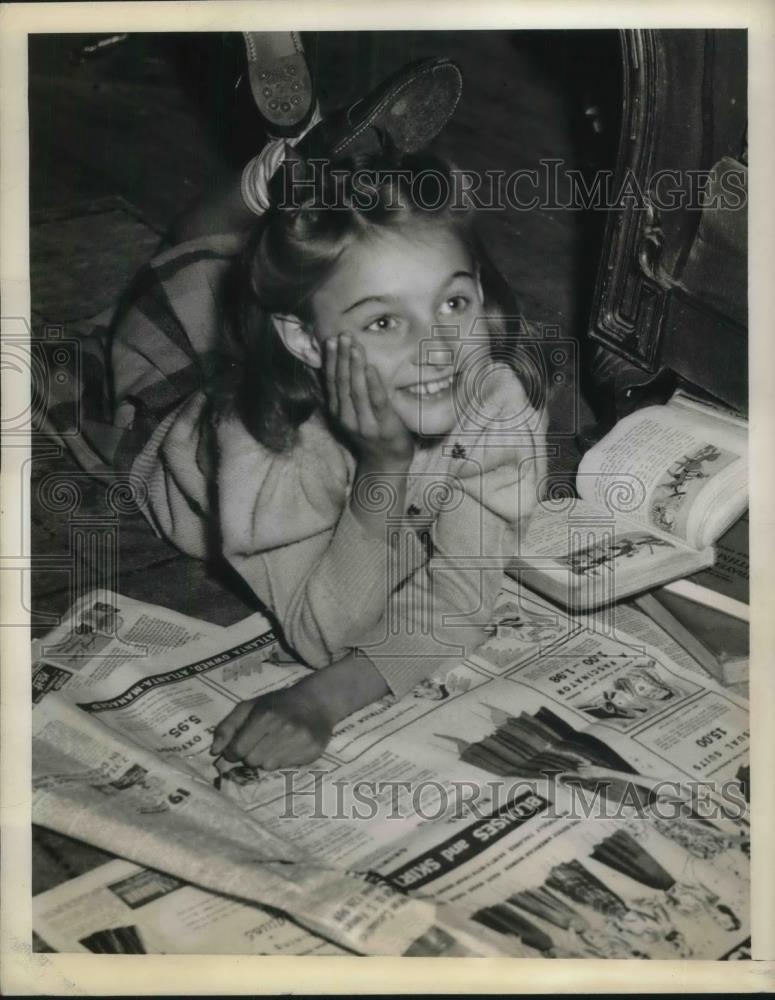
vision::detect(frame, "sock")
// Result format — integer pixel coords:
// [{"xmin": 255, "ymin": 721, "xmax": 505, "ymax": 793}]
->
[{"xmin": 240, "ymin": 104, "xmax": 323, "ymax": 216}]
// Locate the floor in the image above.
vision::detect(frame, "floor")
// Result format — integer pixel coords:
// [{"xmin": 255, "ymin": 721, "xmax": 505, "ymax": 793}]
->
[{"xmin": 29, "ymin": 30, "xmax": 610, "ymax": 899}]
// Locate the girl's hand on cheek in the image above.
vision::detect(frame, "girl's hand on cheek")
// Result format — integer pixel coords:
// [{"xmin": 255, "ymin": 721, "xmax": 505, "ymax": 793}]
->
[
  {"xmin": 325, "ymin": 335, "xmax": 414, "ymax": 469},
  {"xmin": 211, "ymin": 683, "xmax": 335, "ymax": 769}
]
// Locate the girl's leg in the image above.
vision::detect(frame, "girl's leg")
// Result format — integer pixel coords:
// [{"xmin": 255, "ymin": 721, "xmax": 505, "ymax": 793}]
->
[{"xmin": 169, "ymin": 166, "xmax": 255, "ymax": 243}]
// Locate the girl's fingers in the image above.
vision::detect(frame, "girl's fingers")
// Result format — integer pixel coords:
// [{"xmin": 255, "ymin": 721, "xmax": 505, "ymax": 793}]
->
[
  {"xmin": 324, "ymin": 338, "xmax": 338, "ymax": 416},
  {"xmin": 226, "ymin": 710, "xmax": 280, "ymax": 764},
  {"xmin": 211, "ymin": 700, "xmax": 253, "ymax": 755},
  {"xmin": 365, "ymin": 363, "xmax": 390, "ymax": 417},
  {"xmin": 335, "ymin": 335, "xmax": 357, "ymax": 427},
  {"xmin": 366, "ymin": 365, "xmax": 413, "ymax": 459},
  {"xmin": 349, "ymin": 342, "xmax": 377, "ymax": 433},
  {"xmin": 255, "ymin": 733, "xmax": 325, "ymax": 771}
]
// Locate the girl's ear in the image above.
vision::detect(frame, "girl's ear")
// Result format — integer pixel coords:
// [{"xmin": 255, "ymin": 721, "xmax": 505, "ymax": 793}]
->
[{"xmin": 271, "ymin": 314, "xmax": 322, "ymax": 369}]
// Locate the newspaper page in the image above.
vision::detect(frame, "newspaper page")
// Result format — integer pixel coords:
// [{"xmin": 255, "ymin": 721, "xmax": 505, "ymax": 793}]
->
[
  {"xmin": 32, "ymin": 591, "xmax": 226, "ymax": 657},
  {"xmin": 32, "ymin": 584, "xmax": 750, "ymax": 958},
  {"xmin": 33, "ymin": 859, "xmax": 346, "ymax": 955},
  {"xmin": 585, "ymin": 598, "xmax": 715, "ymax": 679}
]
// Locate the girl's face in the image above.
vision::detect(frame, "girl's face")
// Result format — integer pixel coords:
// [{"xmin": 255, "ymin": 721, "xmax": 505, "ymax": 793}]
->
[{"xmin": 308, "ymin": 222, "xmax": 484, "ymax": 436}]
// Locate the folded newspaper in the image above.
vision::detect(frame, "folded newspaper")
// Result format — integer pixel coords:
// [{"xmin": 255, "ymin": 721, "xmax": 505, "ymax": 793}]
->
[{"xmin": 32, "ymin": 581, "xmax": 751, "ymax": 958}]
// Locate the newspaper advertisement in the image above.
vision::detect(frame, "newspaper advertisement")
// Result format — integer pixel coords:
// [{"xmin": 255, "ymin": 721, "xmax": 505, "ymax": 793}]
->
[
  {"xmin": 32, "ymin": 581, "xmax": 750, "ymax": 958},
  {"xmin": 33, "ymin": 858, "xmax": 346, "ymax": 955}
]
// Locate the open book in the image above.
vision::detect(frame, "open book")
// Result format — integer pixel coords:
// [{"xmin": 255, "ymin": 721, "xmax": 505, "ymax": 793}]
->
[{"xmin": 510, "ymin": 391, "xmax": 748, "ymax": 610}]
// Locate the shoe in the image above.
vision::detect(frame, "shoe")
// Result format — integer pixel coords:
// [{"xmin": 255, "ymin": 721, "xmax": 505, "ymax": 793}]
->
[
  {"xmin": 295, "ymin": 56, "xmax": 463, "ymax": 160},
  {"xmin": 242, "ymin": 31, "xmax": 316, "ymax": 138}
]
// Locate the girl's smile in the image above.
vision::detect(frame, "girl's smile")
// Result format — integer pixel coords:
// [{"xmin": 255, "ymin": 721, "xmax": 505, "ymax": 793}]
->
[{"xmin": 400, "ymin": 372, "xmax": 456, "ymax": 397}]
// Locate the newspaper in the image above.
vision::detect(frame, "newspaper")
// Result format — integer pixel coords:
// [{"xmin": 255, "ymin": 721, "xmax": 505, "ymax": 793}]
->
[
  {"xmin": 31, "ymin": 593, "xmax": 519, "ymax": 957},
  {"xmin": 33, "ymin": 859, "xmax": 346, "ymax": 955},
  {"xmin": 32, "ymin": 583, "xmax": 751, "ymax": 958}
]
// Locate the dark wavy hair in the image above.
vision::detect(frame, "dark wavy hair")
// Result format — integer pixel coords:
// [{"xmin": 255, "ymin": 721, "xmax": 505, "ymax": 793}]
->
[{"xmin": 218, "ymin": 147, "xmax": 541, "ymax": 452}]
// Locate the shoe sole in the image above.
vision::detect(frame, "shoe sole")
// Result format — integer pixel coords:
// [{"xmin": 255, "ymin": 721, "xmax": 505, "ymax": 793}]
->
[
  {"xmin": 243, "ymin": 31, "xmax": 314, "ymax": 131},
  {"xmin": 333, "ymin": 59, "xmax": 463, "ymax": 155}
]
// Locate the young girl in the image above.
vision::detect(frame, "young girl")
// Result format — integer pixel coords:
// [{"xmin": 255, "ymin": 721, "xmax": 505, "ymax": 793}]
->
[{"xmin": 110, "ymin": 128, "xmax": 546, "ymax": 773}]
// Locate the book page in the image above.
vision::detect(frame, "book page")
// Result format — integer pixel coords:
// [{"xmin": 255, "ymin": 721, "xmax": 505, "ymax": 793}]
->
[
  {"xmin": 518, "ymin": 499, "xmax": 678, "ymax": 558},
  {"xmin": 511, "ymin": 499, "xmax": 711, "ymax": 609},
  {"xmin": 577, "ymin": 404, "xmax": 747, "ymax": 550}
]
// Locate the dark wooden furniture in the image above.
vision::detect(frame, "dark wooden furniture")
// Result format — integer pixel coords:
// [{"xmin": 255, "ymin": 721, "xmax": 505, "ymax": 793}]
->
[{"xmin": 587, "ymin": 29, "xmax": 747, "ymax": 422}]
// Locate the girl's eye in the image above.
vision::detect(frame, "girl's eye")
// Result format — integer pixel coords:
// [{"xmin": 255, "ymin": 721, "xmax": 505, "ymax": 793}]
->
[
  {"xmin": 364, "ymin": 315, "xmax": 400, "ymax": 333},
  {"xmin": 439, "ymin": 295, "xmax": 470, "ymax": 315}
]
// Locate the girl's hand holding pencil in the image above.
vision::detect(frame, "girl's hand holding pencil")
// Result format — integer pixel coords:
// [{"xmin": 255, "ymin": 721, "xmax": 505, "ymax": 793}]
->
[
  {"xmin": 210, "ymin": 653, "xmax": 391, "ymax": 770},
  {"xmin": 210, "ymin": 683, "xmax": 336, "ymax": 771}
]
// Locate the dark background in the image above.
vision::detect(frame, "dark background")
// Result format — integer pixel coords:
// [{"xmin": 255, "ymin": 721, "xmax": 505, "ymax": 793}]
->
[{"xmin": 29, "ymin": 30, "xmax": 621, "ymax": 343}]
